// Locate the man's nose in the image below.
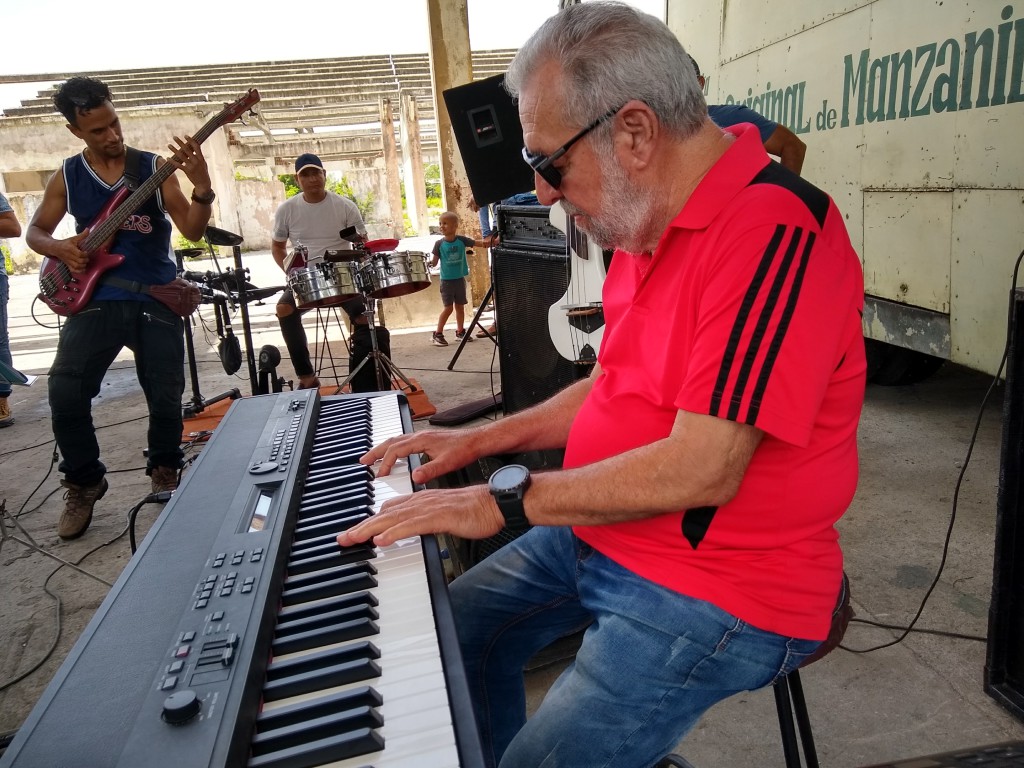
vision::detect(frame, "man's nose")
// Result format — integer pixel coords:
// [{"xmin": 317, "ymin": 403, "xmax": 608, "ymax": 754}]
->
[{"xmin": 533, "ymin": 173, "xmax": 562, "ymax": 206}]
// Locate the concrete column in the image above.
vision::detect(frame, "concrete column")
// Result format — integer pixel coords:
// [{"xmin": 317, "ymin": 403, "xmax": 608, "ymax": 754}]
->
[
  {"xmin": 426, "ymin": 0, "xmax": 487, "ymax": 306},
  {"xmin": 400, "ymin": 92, "xmax": 429, "ymax": 236},
  {"xmin": 378, "ymin": 97, "xmax": 405, "ymax": 239}
]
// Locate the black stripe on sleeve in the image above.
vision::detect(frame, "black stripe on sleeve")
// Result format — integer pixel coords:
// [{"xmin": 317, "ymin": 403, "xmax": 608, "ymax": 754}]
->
[
  {"xmin": 709, "ymin": 224, "xmax": 786, "ymax": 417},
  {"xmin": 745, "ymin": 230, "xmax": 816, "ymax": 424},
  {"xmin": 726, "ymin": 226, "xmax": 804, "ymax": 421}
]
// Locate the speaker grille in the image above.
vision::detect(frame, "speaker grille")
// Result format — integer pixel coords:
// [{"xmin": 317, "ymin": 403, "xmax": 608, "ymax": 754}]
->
[{"xmin": 493, "ymin": 246, "xmax": 580, "ymax": 415}]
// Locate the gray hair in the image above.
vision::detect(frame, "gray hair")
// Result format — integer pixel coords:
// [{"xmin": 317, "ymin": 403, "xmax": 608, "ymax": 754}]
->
[{"xmin": 505, "ymin": 1, "xmax": 706, "ymax": 140}]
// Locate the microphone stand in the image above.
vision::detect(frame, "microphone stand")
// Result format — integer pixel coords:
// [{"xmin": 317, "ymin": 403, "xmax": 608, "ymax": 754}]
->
[
  {"xmin": 177, "ymin": 250, "xmax": 240, "ymax": 418},
  {"xmin": 232, "ymin": 245, "xmax": 260, "ymax": 396}
]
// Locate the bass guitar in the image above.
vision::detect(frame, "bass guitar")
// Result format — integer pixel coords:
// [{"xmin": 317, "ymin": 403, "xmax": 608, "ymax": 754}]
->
[
  {"xmin": 37, "ymin": 89, "xmax": 261, "ymax": 316},
  {"xmin": 546, "ymin": 201, "xmax": 611, "ymax": 364}
]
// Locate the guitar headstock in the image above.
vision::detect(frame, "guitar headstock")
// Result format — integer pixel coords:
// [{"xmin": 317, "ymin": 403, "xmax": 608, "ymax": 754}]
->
[{"xmin": 215, "ymin": 89, "xmax": 261, "ymax": 128}]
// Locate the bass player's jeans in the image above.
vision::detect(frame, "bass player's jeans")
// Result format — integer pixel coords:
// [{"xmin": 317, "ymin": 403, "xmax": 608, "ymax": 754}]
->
[
  {"xmin": 450, "ymin": 525, "xmax": 823, "ymax": 768},
  {"xmin": 48, "ymin": 300, "xmax": 185, "ymax": 487}
]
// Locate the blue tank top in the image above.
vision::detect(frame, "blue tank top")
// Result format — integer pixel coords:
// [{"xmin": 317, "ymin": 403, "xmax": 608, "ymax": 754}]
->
[{"xmin": 63, "ymin": 149, "xmax": 175, "ymax": 302}]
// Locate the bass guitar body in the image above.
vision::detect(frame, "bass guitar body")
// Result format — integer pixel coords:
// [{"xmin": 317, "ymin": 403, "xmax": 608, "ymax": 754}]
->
[
  {"xmin": 547, "ymin": 201, "xmax": 608, "ymax": 365},
  {"xmin": 38, "ymin": 186, "xmax": 129, "ymax": 316}
]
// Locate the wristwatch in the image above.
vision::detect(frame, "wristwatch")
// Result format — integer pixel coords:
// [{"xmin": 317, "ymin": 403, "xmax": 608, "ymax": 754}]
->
[{"xmin": 488, "ymin": 464, "xmax": 531, "ymax": 528}]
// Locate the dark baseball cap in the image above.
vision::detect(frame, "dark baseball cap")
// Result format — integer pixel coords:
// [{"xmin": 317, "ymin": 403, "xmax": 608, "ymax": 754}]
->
[{"xmin": 295, "ymin": 153, "xmax": 324, "ymax": 174}]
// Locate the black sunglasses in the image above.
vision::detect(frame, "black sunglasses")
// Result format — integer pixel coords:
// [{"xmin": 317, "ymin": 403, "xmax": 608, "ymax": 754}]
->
[{"xmin": 521, "ymin": 104, "xmax": 624, "ymax": 189}]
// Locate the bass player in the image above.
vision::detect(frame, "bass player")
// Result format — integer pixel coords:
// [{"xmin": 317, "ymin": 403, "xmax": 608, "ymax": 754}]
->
[{"xmin": 26, "ymin": 76, "xmax": 214, "ymax": 540}]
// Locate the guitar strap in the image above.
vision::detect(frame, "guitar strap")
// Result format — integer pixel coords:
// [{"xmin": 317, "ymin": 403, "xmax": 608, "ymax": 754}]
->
[{"xmin": 122, "ymin": 146, "xmax": 142, "ymax": 191}]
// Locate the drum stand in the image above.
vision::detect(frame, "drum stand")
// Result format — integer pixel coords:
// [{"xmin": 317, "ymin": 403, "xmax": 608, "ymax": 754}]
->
[{"xmin": 338, "ymin": 294, "xmax": 418, "ymax": 393}]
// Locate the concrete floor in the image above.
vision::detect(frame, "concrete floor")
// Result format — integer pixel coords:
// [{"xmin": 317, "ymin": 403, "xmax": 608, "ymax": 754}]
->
[{"xmin": 1, "ymin": 251, "xmax": 1023, "ymax": 766}]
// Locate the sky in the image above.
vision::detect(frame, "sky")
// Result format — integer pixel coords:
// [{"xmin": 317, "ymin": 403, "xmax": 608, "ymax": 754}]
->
[{"xmin": 0, "ymin": 1, "xmax": 664, "ymax": 108}]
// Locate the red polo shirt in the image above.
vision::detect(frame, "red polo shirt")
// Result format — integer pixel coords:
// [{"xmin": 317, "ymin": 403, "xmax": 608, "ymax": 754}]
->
[{"xmin": 567, "ymin": 124, "xmax": 865, "ymax": 641}]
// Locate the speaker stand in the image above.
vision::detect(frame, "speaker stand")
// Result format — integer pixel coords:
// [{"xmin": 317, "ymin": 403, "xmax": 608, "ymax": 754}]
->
[{"xmin": 448, "ymin": 284, "xmax": 497, "ymax": 371}]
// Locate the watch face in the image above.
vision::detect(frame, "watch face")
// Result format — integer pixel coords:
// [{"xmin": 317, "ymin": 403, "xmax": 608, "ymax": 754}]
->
[{"xmin": 492, "ymin": 464, "xmax": 529, "ymax": 492}]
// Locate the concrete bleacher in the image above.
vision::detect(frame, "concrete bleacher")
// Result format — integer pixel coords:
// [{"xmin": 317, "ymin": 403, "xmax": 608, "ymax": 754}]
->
[{"xmin": 0, "ymin": 50, "xmax": 517, "ymax": 139}]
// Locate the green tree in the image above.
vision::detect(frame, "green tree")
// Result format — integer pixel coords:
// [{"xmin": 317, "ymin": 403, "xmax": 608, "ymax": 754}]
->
[{"xmin": 277, "ymin": 173, "xmax": 374, "ymax": 221}]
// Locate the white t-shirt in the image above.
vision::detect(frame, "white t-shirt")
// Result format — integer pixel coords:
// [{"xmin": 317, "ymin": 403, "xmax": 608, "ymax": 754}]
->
[{"xmin": 272, "ymin": 191, "xmax": 364, "ymax": 267}]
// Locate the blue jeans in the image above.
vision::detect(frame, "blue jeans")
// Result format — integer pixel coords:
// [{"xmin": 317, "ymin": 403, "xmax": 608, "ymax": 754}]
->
[
  {"xmin": 450, "ymin": 526, "xmax": 823, "ymax": 768},
  {"xmin": 48, "ymin": 300, "xmax": 185, "ymax": 486},
  {"xmin": 0, "ymin": 269, "xmax": 11, "ymax": 398}
]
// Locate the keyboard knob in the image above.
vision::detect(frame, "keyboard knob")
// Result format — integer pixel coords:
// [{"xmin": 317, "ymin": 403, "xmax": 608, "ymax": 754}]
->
[{"xmin": 162, "ymin": 689, "xmax": 201, "ymax": 725}]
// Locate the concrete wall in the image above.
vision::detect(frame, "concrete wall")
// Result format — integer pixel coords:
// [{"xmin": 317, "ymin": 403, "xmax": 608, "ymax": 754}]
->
[{"xmin": 0, "ymin": 107, "xmax": 251, "ymax": 264}]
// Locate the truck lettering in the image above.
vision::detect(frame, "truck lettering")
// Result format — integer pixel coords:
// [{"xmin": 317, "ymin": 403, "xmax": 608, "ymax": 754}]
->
[
  {"xmin": 764, "ymin": 4, "xmax": 1024, "ymax": 131},
  {"xmin": 911, "ymin": 44, "xmax": 935, "ymax": 117}
]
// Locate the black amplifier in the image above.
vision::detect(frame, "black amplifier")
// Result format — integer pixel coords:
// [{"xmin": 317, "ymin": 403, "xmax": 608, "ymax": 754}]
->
[{"xmin": 495, "ymin": 204, "xmax": 566, "ymax": 254}]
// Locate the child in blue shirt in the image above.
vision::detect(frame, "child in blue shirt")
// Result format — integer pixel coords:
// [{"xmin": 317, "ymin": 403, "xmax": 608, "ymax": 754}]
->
[{"xmin": 429, "ymin": 211, "xmax": 493, "ymax": 346}]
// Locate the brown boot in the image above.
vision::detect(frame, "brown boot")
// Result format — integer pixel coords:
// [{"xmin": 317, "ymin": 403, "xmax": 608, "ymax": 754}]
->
[
  {"xmin": 0, "ymin": 396, "xmax": 12, "ymax": 427},
  {"xmin": 58, "ymin": 478, "xmax": 108, "ymax": 540},
  {"xmin": 150, "ymin": 466, "xmax": 179, "ymax": 494}
]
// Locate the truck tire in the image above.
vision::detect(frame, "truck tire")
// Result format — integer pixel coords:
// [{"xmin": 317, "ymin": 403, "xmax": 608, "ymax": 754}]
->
[{"xmin": 865, "ymin": 339, "xmax": 945, "ymax": 386}]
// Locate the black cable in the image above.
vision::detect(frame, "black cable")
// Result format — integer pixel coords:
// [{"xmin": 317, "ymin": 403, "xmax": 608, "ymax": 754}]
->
[
  {"xmin": 29, "ymin": 296, "xmax": 62, "ymax": 330},
  {"xmin": 843, "ymin": 248, "xmax": 1024, "ymax": 654},
  {"xmin": 0, "ymin": 501, "xmax": 136, "ymax": 693},
  {"xmin": 0, "ymin": 413, "xmax": 147, "ymax": 459},
  {"xmin": 13, "ymin": 448, "xmax": 59, "ymax": 518},
  {"xmin": 850, "ymin": 617, "xmax": 985, "ymax": 643},
  {"xmin": 128, "ymin": 491, "xmax": 173, "ymax": 553}
]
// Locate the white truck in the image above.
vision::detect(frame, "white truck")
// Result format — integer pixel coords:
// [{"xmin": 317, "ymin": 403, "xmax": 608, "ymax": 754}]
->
[{"xmin": 666, "ymin": 0, "xmax": 1024, "ymax": 382}]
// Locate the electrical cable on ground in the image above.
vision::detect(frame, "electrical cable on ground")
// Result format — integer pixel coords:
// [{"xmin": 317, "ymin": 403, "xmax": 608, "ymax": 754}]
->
[{"xmin": 842, "ymin": 248, "xmax": 1024, "ymax": 654}]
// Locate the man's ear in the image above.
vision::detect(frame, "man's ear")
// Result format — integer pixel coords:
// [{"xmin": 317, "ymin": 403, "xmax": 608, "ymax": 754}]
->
[
  {"xmin": 66, "ymin": 123, "xmax": 82, "ymax": 140},
  {"xmin": 616, "ymin": 101, "xmax": 657, "ymax": 170}
]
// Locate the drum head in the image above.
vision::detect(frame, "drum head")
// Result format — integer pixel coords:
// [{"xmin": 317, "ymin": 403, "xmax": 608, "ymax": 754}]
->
[{"xmin": 364, "ymin": 238, "xmax": 401, "ymax": 254}]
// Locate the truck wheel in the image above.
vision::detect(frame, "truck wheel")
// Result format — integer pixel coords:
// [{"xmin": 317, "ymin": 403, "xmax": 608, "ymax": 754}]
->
[{"xmin": 865, "ymin": 339, "xmax": 945, "ymax": 386}]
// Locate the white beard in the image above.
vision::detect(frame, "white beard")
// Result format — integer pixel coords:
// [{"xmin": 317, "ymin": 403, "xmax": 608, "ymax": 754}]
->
[{"xmin": 562, "ymin": 154, "xmax": 657, "ymax": 254}]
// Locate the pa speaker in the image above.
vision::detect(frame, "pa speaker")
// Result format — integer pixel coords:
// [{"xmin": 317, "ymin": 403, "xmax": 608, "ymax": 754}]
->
[
  {"xmin": 986, "ymin": 287, "xmax": 1024, "ymax": 723},
  {"xmin": 443, "ymin": 74, "xmax": 535, "ymax": 206},
  {"xmin": 492, "ymin": 245, "xmax": 581, "ymax": 415}
]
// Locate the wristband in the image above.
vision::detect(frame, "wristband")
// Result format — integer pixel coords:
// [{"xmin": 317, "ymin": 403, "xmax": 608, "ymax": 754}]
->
[{"xmin": 191, "ymin": 189, "xmax": 216, "ymax": 205}]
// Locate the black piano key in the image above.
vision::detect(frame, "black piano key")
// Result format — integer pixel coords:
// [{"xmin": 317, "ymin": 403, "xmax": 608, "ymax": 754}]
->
[
  {"xmin": 284, "ymin": 561, "xmax": 376, "ymax": 591},
  {"xmin": 276, "ymin": 591, "xmax": 378, "ymax": 624},
  {"xmin": 247, "ymin": 727, "xmax": 384, "ymax": 768},
  {"xmin": 288, "ymin": 545, "xmax": 376, "ymax": 575},
  {"xmin": 308, "ymin": 447, "xmax": 370, "ymax": 468},
  {"xmin": 303, "ymin": 464, "xmax": 372, "ymax": 486},
  {"xmin": 280, "ymin": 571, "xmax": 378, "ymax": 606},
  {"xmin": 274, "ymin": 602, "xmax": 377, "ymax": 639},
  {"xmin": 266, "ymin": 641, "xmax": 381, "ymax": 681},
  {"xmin": 291, "ymin": 530, "xmax": 369, "ymax": 556},
  {"xmin": 271, "ymin": 616, "xmax": 379, "ymax": 657},
  {"xmin": 290, "ymin": 535, "xmax": 373, "ymax": 560},
  {"xmin": 299, "ymin": 485, "xmax": 371, "ymax": 508},
  {"xmin": 292, "ymin": 511, "xmax": 372, "ymax": 540},
  {"xmin": 301, "ymin": 480, "xmax": 370, "ymax": 501},
  {"xmin": 251, "ymin": 705, "xmax": 383, "ymax": 756},
  {"xmin": 296, "ymin": 498, "xmax": 371, "ymax": 523},
  {"xmin": 255, "ymin": 685, "xmax": 383, "ymax": 732},
  {"xmin": 263, "ymin": 657, "xmax": 382, "ymax": 701},
  {"xmin": 310, "ymin": 435, "xmax": 372, "ymax": 456}
]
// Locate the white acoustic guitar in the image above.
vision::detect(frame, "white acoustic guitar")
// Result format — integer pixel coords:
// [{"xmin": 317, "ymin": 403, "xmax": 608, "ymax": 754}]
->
[{"xmin": 547, "ymin": 201, "xmax": 610, "ymax": 365}]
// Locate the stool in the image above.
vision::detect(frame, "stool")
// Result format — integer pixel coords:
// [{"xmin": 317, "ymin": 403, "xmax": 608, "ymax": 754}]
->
[{"xmin": 659, "ymin": 573, "xmax": 853, "ymax": 768}]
